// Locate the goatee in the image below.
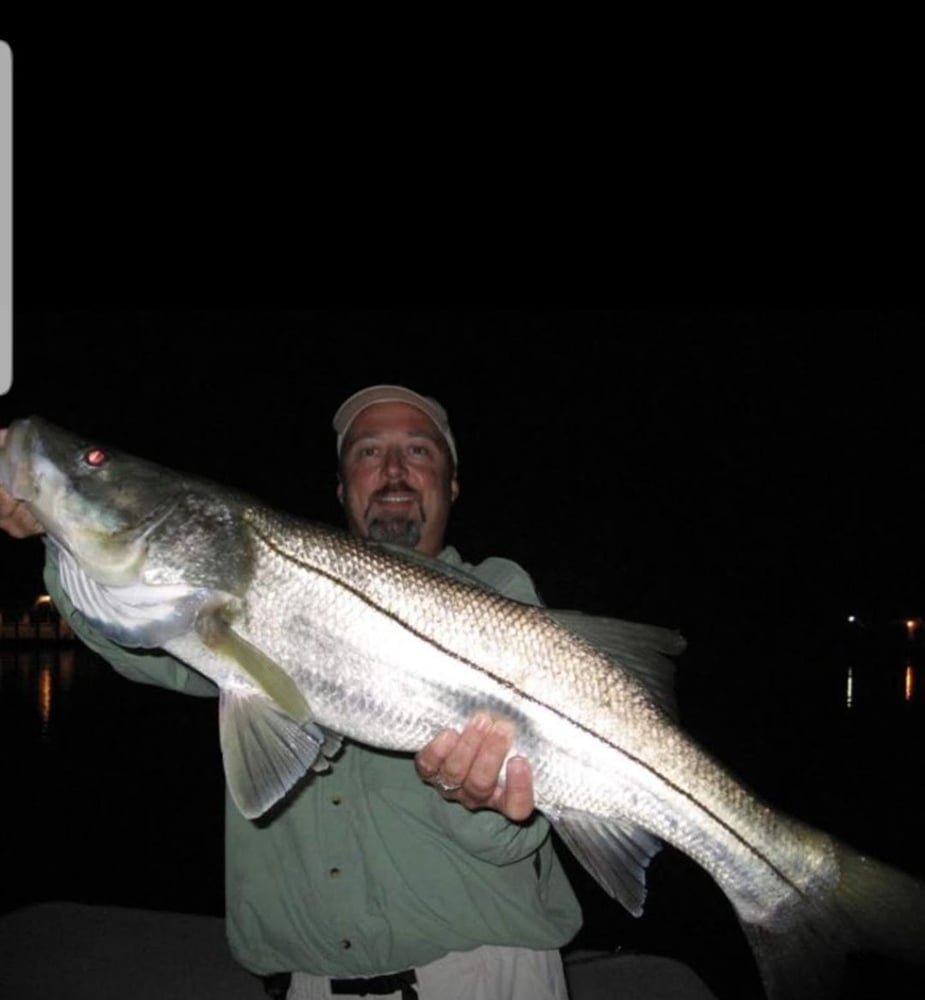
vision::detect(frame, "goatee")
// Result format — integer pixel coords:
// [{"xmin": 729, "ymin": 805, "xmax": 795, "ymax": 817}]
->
[{"xmin": 367, "ymin": 516, "xmax": 422, "ymax": 548}]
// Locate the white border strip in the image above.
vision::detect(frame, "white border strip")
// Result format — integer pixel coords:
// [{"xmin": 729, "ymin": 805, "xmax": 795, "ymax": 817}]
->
[{"xmin": 0, "ymin": 41, "xmax": 10, "ymax": 394}]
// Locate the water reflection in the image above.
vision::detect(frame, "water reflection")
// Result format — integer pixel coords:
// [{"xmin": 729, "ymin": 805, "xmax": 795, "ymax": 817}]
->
[
  {"xmin": 0, "ymin": 641, "xmax": 225, "ymax": 923},
  {"xmin": 4, "ymin": 620, "xmax": 924, "ymax": 744},
  {"xmin": 842, "ymin": 615, "xmax": 924, "ymax": 711},
  {"xmin": 845, "ymin": 661, "xmax": 919, "ymax": 708},
  {"xmin": 0, "ymin": 645, "xmax": 78, "ymax": 743},
  {"xmin": 3, "ymin": 624, "xmax": 925, "ymax": 998}
]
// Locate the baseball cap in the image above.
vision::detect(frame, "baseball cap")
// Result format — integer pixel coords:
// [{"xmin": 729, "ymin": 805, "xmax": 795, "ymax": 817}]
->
[{"xmin": 333, "ymin": 385, "xmax": 458, "ymax": 466}]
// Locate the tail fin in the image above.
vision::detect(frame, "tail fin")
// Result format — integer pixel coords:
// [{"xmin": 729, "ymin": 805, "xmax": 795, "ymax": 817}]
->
[{"xmin": 741, "ymin": 841, "xmax": 925, "ymax": 1000}]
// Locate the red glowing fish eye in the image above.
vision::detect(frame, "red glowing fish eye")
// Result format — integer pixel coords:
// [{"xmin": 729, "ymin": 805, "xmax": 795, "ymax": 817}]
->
[{"xmin": 85, "ymin": 448, "xmax": 108, "ymax": 467}]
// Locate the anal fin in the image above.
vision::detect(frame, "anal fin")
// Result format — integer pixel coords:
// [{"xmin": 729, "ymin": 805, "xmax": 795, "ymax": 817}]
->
[{"xmin": 550, "ymin": 808, "xmax": 662, "ymax": 917}]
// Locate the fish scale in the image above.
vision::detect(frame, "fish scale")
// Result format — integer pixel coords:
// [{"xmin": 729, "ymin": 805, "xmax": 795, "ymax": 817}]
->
[
  {"xmin": 2, "ymin": 415, "xmax": 924, "ymax": 1000},
  {"xmin": 240, "ymin": 507, "xmax": 838, "ymax": 918}
]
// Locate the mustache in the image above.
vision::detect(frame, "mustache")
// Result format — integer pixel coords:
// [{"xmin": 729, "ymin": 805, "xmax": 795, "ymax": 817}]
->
[
  {"xmin": 363, "ymin": 483, "xmax": 427, "ymax": 528},
  {"xmin": 370, "ymin": 482, "xmax": 419, "ymax": 500}
]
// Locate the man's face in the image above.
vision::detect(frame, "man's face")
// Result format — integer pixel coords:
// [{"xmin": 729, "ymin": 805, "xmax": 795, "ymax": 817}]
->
[{"xmin": 337, "ymin": 401, "xmax": 459, "ymax": 557}]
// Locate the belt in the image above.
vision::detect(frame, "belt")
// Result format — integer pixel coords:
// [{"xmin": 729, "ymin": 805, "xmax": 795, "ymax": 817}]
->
[{"xmin": 330, "ymin": 968, "xmax": 418, "ymax": 998}]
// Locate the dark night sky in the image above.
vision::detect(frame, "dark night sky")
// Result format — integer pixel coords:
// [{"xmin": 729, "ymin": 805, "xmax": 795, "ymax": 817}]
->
[
  {"xmin": 3, "ymin": 309, "xmax": 924, "ymax": 646},
  {"xmin": 2, "ymin": 31, "xmax": 923, "ymax": 732},
  {"xmin": 3, "ymin": 33, "xmax": 925, "ymax": 999}
]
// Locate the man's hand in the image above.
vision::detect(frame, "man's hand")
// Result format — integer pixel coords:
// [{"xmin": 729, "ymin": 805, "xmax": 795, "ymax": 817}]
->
[
  {"xmin": 0, "ymin": 429, "xmax": 43, "ymax": 538},
  {"xmin": 0, "ymin": 485, "xmax": 42, "ymax": 537},
  {"xmin": 415, "ymin": 712, "xmax": 535, "ymax": 822}
]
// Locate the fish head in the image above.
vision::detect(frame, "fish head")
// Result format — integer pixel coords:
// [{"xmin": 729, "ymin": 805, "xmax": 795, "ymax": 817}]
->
[{"xmin": 0, "ymin": 416, "xmax": 248, "ymax": 591}]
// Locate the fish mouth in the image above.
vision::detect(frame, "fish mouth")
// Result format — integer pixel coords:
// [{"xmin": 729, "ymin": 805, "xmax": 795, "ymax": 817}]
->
[{"xmin": 1, "ymin": 417, "xmax": 178, "ymax": 585}]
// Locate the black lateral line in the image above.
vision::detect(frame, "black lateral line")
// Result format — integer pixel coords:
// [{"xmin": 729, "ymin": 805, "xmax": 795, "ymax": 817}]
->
[{"xmin": 251, "ymin": 518, "xmax": 804, "ymax": 897}]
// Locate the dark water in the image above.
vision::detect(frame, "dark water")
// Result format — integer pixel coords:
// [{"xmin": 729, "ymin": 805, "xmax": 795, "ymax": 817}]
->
[
  {"xmin": 1, "ymin": 633, "xmax": 924, "ymax": 999},
  {"xmin": 0, "ymin": 644, "xmax": 226, "ymax": 917}
]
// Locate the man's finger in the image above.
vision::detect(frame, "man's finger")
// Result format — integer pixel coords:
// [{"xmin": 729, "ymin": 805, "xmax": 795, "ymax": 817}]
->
[
  {"xmin": 499, "ymin": 756, "xmax": 534, "ymax": 821},
  {"xmin": 456, "ymin": 719, "xmax": 515, "ymax": 799},
  {"xmin": 437, "ymin": 713, "xmax": 496, "ymax": 789},
  {"xmin": 0, "ymin": 487, "xmax": 44, "ymax": 538},
  {"xmin": 414, "ymin": 728, "xmax": 459, "ymax": 780}
]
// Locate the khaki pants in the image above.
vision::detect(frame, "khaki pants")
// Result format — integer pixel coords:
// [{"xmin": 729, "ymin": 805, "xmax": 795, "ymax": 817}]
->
[{"xmin": 287, "ymin": 945, "xmax": 570, "ymax": 1000}]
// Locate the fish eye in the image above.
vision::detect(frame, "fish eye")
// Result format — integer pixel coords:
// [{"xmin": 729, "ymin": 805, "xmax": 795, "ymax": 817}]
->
[{"xmin": 83, "ymin": 447, "xmax": 108, "ymax": 467}]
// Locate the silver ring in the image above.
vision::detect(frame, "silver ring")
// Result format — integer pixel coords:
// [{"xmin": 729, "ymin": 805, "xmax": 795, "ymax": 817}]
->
[{"xmin": 432, "ymin": 773, "xmax": 463, "ymax": 793}]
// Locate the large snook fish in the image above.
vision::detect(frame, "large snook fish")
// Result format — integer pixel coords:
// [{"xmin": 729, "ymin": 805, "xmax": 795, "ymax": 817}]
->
[{"xmin": 2, "ymin": 416, "xmax": 923, "ymax": 999}]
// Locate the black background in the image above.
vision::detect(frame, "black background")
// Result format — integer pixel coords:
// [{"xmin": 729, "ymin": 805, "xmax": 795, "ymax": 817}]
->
[{"xmin": 1, "ymin": 26, "xmax": 923, "ymax": 1000}]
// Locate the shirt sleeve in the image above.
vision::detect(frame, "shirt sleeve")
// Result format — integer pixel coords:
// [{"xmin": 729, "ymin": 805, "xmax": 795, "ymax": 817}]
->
[
  {"xmin": 425, "ymin": 791, "xmax": 553, "ymax": 864},
  {"xmin": 43, "ymin": 542, "xmax": 218, "ymax": 698},
  {"xmin": 469, "ymin": 556, "xmax": 545, "ymax": 607}
]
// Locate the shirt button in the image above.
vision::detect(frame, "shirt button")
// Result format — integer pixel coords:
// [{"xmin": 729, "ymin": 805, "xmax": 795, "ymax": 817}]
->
[
  {"xmin": 341, "ymin": 939, "xmax": 352, "ymax": 950},
  {"xmin": 331, "ymin": 796, "xmax": 342, "ymax": 805},
  {"xmin": 329, "ymin": 867, "xmax": 341, "ymax": 878}
]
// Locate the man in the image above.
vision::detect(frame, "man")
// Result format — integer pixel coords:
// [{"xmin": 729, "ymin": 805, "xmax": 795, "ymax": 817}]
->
[{"xmin": 0, "ymin": 386, "xmax": 583, "ymax": 1000}]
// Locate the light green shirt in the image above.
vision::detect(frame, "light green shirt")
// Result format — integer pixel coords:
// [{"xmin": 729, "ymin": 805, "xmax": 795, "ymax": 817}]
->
[{"xmin": 44, "ymin": 544, "xmax": 583, "ymax": 976}]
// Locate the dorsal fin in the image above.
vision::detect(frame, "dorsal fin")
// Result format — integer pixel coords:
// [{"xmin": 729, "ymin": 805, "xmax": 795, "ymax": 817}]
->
[{"xmin": 545, "ymin": 609, "xmax": 684, "ymax": 720}]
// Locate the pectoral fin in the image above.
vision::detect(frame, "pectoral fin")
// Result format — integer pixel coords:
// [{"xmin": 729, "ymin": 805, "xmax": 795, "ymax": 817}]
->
[
  {"xmin": 196, "ymin": 610, "xmax": 311, "ymax": 725},
  {"xmin": 192, "ymin": 608, "xmax": 344, "ymax": 817},
  {"xmin": 219, "ymin": 688, "xmax": 343, "ymax": 819}
]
